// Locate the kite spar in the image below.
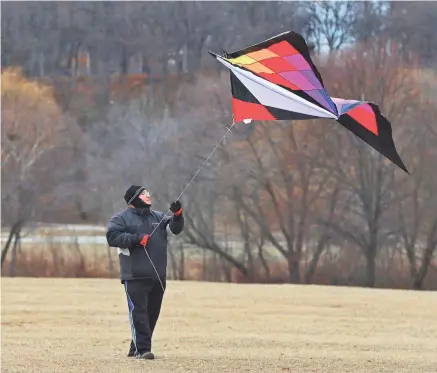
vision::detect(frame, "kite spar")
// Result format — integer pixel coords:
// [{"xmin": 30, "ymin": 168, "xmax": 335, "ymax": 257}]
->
[{"xmin": 208, "ymin": 30, "xmax": 409, "ymax": 173}]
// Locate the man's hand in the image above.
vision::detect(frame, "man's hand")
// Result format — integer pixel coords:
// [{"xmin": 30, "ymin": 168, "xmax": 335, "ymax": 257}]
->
[
  {"xmin": 140, "ymin": 234, "xmax": 149, "ymax": 247},
  {"xmin": 170, "ymin": 200, "xmax": 183, "ymax": 216}
]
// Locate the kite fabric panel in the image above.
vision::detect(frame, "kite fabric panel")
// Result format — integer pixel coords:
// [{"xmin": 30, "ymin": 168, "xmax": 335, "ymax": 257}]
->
[{"xmin": 208, "ymin": 31, "xmax": 408, "ymax": 173}]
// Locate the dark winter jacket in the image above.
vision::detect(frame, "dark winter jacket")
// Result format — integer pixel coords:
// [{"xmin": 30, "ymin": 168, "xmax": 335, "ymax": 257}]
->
[{"xmin": 106, "ymin": 206, "xmax": 184, "ymax": 281}]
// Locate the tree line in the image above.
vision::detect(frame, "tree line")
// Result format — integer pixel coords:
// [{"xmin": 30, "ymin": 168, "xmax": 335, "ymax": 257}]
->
[{"xmin": 2, "ymin": 2, "xmax": 437, "ymax": 77}]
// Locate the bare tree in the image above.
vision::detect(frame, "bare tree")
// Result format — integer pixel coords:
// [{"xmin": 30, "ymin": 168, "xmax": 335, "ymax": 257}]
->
[
  {"xmin": 1, "ymin": 68, "xmax": 81, "ymax": 267},
  {"xmin": 393, "ymin": 101, "xmax": 437, "ymax": 289},
  {"xmin": 303, "ymin": 1, "xmax": 358, "ymax": 53},
  {"xmin": 209, "ymin": 117, "xmax": 340, "ymax": 284},
  {"xmin": 352, "ymin": 1, "xmax": 390, "ymax": 43},
  {"xmin": 317, "ymin": 39, "xmax": 423, "ymax": 287},
  {"xmin": 387, "ymin": 2, "xmax": 437, "ymax": 66}
]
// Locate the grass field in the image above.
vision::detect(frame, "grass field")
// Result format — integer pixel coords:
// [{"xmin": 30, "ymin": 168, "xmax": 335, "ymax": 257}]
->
[{"xmin": 1, "ymin": 278, "xmax": 436, "ymax": 373}]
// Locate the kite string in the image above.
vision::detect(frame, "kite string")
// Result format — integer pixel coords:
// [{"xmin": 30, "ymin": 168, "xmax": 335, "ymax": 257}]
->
[
  {"xmin": 148, "ymin": 121, "xmax": 236, "ymax": 239},
  {"xmin": 142, "ymin": 120, "xmax": 236, "ymax": 334},
  {"xmin": 142, "ymin": 120, "xmax": 236, "ymax": 294}
]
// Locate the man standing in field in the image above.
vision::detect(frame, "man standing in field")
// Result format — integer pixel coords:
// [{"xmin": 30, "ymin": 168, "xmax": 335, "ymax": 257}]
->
[{"xmin": 106, "ymin": 185, "xmax": 184, "ymax": 360}]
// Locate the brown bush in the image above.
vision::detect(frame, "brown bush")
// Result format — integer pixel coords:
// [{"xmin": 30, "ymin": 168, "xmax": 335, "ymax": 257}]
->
[
  {"xmin": 3, "ymin": 246, "xmax": 436, "ymax": 290},
  {"xmin": 1, "ymin": 249, "xmax": 119, "ymax": 279}
]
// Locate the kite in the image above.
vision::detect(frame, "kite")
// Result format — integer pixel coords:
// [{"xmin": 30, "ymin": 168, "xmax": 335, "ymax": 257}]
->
[
  {"xmin": 209, "ymin": 31, "xmax": 408, "ymax": 173},
  {"xmin": 137, "ymin": 31, "xmax": 409, "ymax": 289}
]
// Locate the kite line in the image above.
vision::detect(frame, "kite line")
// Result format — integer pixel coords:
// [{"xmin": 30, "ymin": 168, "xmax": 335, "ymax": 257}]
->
[{"xmin": 143, "ymin": 120, "xmax": 236, "ymax": 293}]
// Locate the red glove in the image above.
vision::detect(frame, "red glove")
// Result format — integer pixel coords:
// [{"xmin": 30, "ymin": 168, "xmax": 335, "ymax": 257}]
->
[{"xmin": 140, "ymin": 234, "xmax": 149, "ymax": 247}]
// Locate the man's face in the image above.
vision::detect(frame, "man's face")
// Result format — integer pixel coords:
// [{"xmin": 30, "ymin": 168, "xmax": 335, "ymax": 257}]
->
[{"xmin": 138, "ymin": 190, "xmax": 152, "ymax": 205}]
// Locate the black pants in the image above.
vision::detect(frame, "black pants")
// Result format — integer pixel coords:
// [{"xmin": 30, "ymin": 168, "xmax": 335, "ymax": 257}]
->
[{"xmin": 123, "ymin": 278, "xmax": 166, "ymax": 354}]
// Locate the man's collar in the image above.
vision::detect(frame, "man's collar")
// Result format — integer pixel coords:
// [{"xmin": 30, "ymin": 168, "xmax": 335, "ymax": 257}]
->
[{"xmin": 131, "ymin": 206, "xmax": 151, "ymax": 216}]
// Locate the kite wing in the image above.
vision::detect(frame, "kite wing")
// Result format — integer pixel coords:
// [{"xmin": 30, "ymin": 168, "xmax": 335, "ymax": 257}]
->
[{"xmin": 209, "ymin": 31, "xmax": 408, "ymax": 173}]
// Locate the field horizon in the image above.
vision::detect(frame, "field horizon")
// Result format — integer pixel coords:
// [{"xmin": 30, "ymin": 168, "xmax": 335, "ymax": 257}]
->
[{"xmin": 1, "ymin": 278, "xmax": 436, "ymax": 373}]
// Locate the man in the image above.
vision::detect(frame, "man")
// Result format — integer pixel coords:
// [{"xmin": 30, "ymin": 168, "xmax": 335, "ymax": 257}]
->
[{"xmin": 106, "ymin": 185, "xmax": 184, "ymax": 360}]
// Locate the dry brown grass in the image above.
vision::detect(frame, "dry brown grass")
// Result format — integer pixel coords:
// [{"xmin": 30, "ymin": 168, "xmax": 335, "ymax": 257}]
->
[{"xmin": 1, "ymin": 278, "xmax": 436, "ymax": 373}]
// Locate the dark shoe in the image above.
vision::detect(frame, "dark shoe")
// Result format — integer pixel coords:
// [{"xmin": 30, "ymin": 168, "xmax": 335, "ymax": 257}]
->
[
  {"xmin": 137, "ymin": 351, "xmax": 154, "ymax": 360},
  {"xmin": 127, "ymin": 350, "xmax": 136, "ymax": 357}
]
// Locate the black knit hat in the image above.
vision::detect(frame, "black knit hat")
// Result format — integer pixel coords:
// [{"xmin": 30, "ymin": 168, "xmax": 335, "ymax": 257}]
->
[{"xmin": 124, "ymin": 185, "xmax": 145, "ymax": 205}]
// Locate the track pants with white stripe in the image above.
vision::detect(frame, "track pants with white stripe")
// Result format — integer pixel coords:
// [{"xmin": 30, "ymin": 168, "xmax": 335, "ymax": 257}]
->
[{"xmin": 123, "ymin": 278, "xmax": 166, "ymax": 354}]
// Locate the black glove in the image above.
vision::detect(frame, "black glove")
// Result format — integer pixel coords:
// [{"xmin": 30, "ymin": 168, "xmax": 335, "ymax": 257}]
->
[
  {"xmin": 170, "ymin": 200, "xmax": 182, "ymax": 216},
  {"xmin": 131, "ymin": 233, "xmax": 145, "ymax": 246}
]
